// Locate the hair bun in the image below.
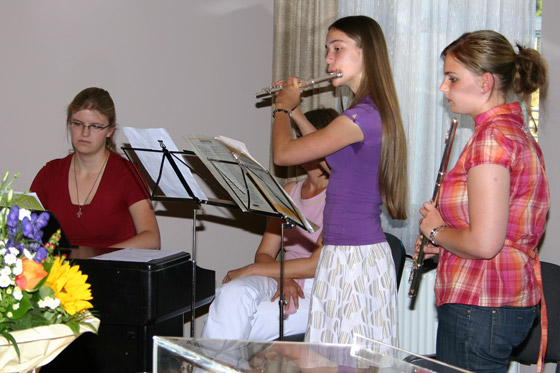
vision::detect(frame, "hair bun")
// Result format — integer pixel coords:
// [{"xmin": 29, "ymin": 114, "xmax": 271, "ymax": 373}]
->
[{"xmin": 513, "ymin": 43, "xmax": 548, "ymax": 100}]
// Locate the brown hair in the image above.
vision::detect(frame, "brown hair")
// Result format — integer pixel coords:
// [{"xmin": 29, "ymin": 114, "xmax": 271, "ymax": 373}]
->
[
  {"xmin": 441, "ymin": 30, "xmax": 548, "ymax": 106},
  {"xmin": 329, "ymin": 16, "xmax": 408, "ymax": 220},
  {"xmin": 67, "ymin": 87, "xmax": 117, "ymax": 152}
]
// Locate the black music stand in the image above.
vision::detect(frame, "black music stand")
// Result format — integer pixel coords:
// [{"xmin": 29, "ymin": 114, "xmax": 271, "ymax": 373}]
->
[
  {"xmin": 123, "ymin": 132, "xmax": 313, "ymax": 339},
  {"xmin": 122, "ymin": 142, "xmax": 227, "ymax": 338},
  {"xmin": 186, "ymin": 135, "xmax": 315, "ymax": 340}
]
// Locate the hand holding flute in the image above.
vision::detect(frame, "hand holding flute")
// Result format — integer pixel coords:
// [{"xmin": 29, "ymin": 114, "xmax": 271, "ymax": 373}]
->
[
  {"xmin": 408, "ymin": 117, "xmax": 458, "ymax": 299},
  {"xmin": 272, "ymin": 76, "xmax": 307, "ymax": 113}
]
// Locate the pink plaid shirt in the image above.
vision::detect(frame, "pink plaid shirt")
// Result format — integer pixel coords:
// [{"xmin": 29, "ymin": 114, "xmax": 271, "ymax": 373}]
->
[{"xmin": 435, "ymin": 102, "xmax": 549, "ymax": 307}]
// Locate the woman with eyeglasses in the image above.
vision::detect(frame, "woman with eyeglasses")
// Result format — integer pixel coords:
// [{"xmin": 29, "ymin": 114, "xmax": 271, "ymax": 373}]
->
[{"xmin": 30, "ymin": 87, "xmax": 160, "ymax": 249}]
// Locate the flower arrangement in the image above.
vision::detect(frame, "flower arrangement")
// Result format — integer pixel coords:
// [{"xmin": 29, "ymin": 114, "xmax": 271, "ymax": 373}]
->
[{"xmin": 0, "ymin": 171, "xmax": 97, "ymax": 363}]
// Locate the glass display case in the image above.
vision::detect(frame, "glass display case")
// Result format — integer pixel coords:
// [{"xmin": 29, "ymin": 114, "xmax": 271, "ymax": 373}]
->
[{"xmin": 153, "ymin": 335, "xmax": 470, "ymax": 372}]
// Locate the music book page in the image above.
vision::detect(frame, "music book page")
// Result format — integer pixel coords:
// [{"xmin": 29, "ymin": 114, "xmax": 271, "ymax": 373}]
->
[
  {"xmin": 1, "ymin": 192, "xmax": 45, "ymax": 210},
  {"xmin": 91, "ymin": 248, "xmax": 187, "ymax": 262},
  {"xmin": 186, "ymin": 135, "xmax": 271, "ymax": 213},
  {"xmin": 123, "ymin": 127, "xmax": 207, "ymax": 200},
  {"xmin": 185, "ymin": 135, "xmax": 314, "ymax": 233},
  {"xmin": 216, "ymin": 135, "xmax": 265, "ymax": 169}
]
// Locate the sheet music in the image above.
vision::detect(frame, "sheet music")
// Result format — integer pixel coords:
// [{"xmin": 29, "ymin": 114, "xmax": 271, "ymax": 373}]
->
[
  {"xmin": 123, "ymin": 127, "xmax": 207, "ymax": 200},
  {"xmin": 216, "ymin": 135, "xmax": 265, "ymax": 169},
  {"xmin": 186, "ymin": 135, "xmax": 313, "ymax": 233},
  {"xmin": 186, "ymin": 136, "xmax": 273, "ymax": 213},
  {"xmin": 91, "ymin": 248, "xmax": 187, "ymax": 262},
  {"xmin": 246, "ymin": 167, "xmax": 315, "ymax": 233},
  {"xmin": 1, "ymin": 192, "xmax": 45, "ymax": 210}
]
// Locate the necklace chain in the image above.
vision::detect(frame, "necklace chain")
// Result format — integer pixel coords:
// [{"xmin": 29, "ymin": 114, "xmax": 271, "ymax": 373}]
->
[{"xmin": 74, "ymin": 152, "xmax": 109, "ymax": 218}]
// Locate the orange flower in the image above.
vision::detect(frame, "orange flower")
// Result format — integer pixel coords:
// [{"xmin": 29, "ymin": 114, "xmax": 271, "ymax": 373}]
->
[{"xmin": 15, "ymin": 259, "xmax": 48, "ymax": 290}]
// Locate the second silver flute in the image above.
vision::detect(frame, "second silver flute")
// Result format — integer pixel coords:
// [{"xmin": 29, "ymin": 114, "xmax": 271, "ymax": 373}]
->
[
  {"xmin": 255, "ymin": 71, "xmax": 343, "ymax": 98},
  {"xmin": 408, "ymin": 117, "xmax": 459, "ymax": 300}
]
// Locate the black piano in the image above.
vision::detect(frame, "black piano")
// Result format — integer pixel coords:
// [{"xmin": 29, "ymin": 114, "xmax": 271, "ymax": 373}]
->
[{"xmin": 41, "ymin": 247, "xmax": 215, "ymax": 373}]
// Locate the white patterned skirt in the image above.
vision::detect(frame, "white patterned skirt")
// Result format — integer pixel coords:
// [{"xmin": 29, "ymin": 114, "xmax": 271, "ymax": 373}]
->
[{"xmin": 304, "ymin": 242, "xmax": 398, "ymax": 346}]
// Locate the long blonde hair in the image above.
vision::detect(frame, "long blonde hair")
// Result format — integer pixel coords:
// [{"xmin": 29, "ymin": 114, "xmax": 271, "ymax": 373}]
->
[{"xmin": 329, "ymin": 16, "xmax": 408, "ymax": 219}]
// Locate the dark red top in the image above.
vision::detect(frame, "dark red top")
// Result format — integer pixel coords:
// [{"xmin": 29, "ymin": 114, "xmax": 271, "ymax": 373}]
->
[{"xmin": 31, "ymin": 151, "xmax": 149, "ymax": 247}]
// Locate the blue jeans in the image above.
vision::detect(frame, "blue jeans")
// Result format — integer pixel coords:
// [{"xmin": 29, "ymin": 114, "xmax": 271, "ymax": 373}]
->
[{"xmin": 436, "ymin": 303, "xmax": 537, "ymax": 373}]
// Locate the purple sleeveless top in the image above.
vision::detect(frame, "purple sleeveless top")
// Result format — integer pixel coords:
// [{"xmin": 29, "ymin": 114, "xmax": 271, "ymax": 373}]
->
[{"xmin": 322, "ymin": 95, "xmax": 385, "ymax": 245}]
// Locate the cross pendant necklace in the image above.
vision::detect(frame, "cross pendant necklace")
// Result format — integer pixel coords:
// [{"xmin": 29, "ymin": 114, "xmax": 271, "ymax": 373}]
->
[{"xmin": 74, "ymin": 152, "xmax": 109, "ymax": 218}]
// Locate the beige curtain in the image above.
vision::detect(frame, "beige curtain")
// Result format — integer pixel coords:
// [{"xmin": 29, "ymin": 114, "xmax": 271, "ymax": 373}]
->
[
  {"xmin": 338, "ymin": 0, "xmax": 536, "ymax": 254},
  {"xmin": 270, "ymin": 0, "xmax": 338, "ymax": 181}
]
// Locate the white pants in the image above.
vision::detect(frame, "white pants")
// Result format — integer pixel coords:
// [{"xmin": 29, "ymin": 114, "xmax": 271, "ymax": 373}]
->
[{"xmin": 201, "ymin": 275, "xmax": 314, "ymax": 340}]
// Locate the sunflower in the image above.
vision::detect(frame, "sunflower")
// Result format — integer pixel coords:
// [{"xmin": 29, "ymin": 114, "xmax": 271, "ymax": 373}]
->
[{"xmin": 44, "ymin": 256, "xmax": 93, "ymax": 315}]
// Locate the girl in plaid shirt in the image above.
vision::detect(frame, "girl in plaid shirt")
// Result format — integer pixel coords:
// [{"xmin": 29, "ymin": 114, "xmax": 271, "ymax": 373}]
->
[{"xmin": 419, "ymin": 31, "xmax": 549, "ymax": 372}]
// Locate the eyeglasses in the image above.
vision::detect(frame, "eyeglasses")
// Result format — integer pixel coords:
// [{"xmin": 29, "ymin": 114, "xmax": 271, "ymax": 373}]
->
[{"xmin": 69, "ymin": 121, "xmax": 111, "ymax": 133}]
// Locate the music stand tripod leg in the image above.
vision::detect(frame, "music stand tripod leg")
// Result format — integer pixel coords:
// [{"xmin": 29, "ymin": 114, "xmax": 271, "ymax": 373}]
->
[
  {"xmin": 278, "ymin": 220, "xmax": 295, "ymax": 340},
  {"xmin": 190, "ymin": 208, "xmax": 198, "ymax": 338}
]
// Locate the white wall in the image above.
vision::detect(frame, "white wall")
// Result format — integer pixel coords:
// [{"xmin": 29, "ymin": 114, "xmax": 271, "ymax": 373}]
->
[
  {"xmin": 0, "ymin": 1, "xmax": 274, "ymax": 334},
  {"xmin": 519, "ymin": 1, "xmax": 560, "ymax": 372}
]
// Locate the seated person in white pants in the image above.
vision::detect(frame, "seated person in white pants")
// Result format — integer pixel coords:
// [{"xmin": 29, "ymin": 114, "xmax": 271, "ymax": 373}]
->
[{"xmin": 201, "ymin": 108, "xmax": 337, "ymax": 341}]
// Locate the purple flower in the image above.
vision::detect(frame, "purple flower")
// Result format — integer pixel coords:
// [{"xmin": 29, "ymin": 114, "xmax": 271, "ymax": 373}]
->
[
  {"xmin": 34, "ymin": 247, "xmax": 48, "ymax": 262},
  {"xmin": 3, "ymin": 204, "xmax": 51, "ymax": 260},
  {"xmin": 16, "ymin": 242, "xmax": 26, "ymax": 254},
  {"xmin": 20, "ymin": 211, "xmax": 49, "ymax": 241},
  {"xmin": 22, "ymin": 217, "xmax": 33, "ymax": 238},
  {"xmin": 7, "ymin": 206, "xmax": 19, "ymax": 228},
  {"xmin": 35, "ymin": 230, "xmax": 44, "ymax": 242},
  {"xmin": 35, "ymin": 212, "xmax": 49, "ymax": 230}
]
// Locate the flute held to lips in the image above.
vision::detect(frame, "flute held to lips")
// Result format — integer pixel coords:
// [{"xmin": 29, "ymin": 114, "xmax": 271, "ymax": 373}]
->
[{"xmin": 255, "ymin": 71, "xmax": 343, "ymax": 98}]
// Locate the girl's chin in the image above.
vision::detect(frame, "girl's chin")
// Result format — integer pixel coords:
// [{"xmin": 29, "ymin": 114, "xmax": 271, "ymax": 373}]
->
[
  {"xmin": 332, "ymin": 79, "xmax": 346, "ymax": 88},
  {"xmin": 448, "ymin": 103, "xmax": 462, "ymax": 114}
]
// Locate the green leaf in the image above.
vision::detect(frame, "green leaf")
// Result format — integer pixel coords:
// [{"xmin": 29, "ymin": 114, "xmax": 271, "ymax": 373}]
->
[
  {"xmin": 1, "ymin": 330, "xmax": 20, "ymax": 360},
  {"xmin": 65, "ymin": 321, "xmax": 80, "ymax": 335},
  {"xmin": 9, "ymin": 295, "xmax": 32, "ymax": 320},
  {"xmin": 82, "ymin": 320, "xmax": 99, "ymax": 334},
  {"xmin": 42, "ymin": 309, "xmax": 59, "ymax": 324},
  {"xmin": 0, "ymin": 321, "xmax": 14, "ymax": 333},
  {"xmin": 38, "ymin": 284, "xmax": 55, "ymax": 299},
  {"xmin": 42, "ymin": 261, "xmax": 53, "ymax": 274},
  {"xmin": 11, "ymin": 309, "xmax": 49, "ymax": 330}
]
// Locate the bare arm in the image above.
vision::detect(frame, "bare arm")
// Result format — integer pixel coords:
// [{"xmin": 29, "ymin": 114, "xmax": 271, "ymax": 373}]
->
[
  {"xmin": 251, "ymin": 181, "xmax": 297, "ymax": 264},
  {"xmin": 253, "ymin": 215, "xmax": 284, "ymax": 264},
  {"xmin": 420, "ymin": 164, "xmax": 510, "ymax": 259},
  {"xmin": 221, "ymin": 182, "xmax": 307, "ymax": 307},
  {"xmin": 252, "ymin": 210, "xmax": 310, "ymax": 308},
  {"xmin": 291, "ymin": 107, "xmax": 317, "ymax": 137},
  {"xmin": 272, "ymin": 78, "xmax": 363, "ymax": 166},
  {"xmin": 110, "ymin": 199, "xmax": 161, "ymax": 250},
  {"xmin": 291, "ymin": 107, "xmax": 331, "ymax": 174},
  {"xmin": 224, "ymin": 244, "xmax": 322, "ymax": 282},
  {"xmin": 224, "ymin": 179, "xmax": 320, "ymax": 282}
]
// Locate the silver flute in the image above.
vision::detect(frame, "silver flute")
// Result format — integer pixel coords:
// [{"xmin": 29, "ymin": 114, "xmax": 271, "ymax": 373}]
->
[
  {"xmin": 408, "ymin": 117, "xmax": 459, "ymax": 299},
  {"xmin": 255, "ymin": 71, "xmax": 343, "ymax": 98}
]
